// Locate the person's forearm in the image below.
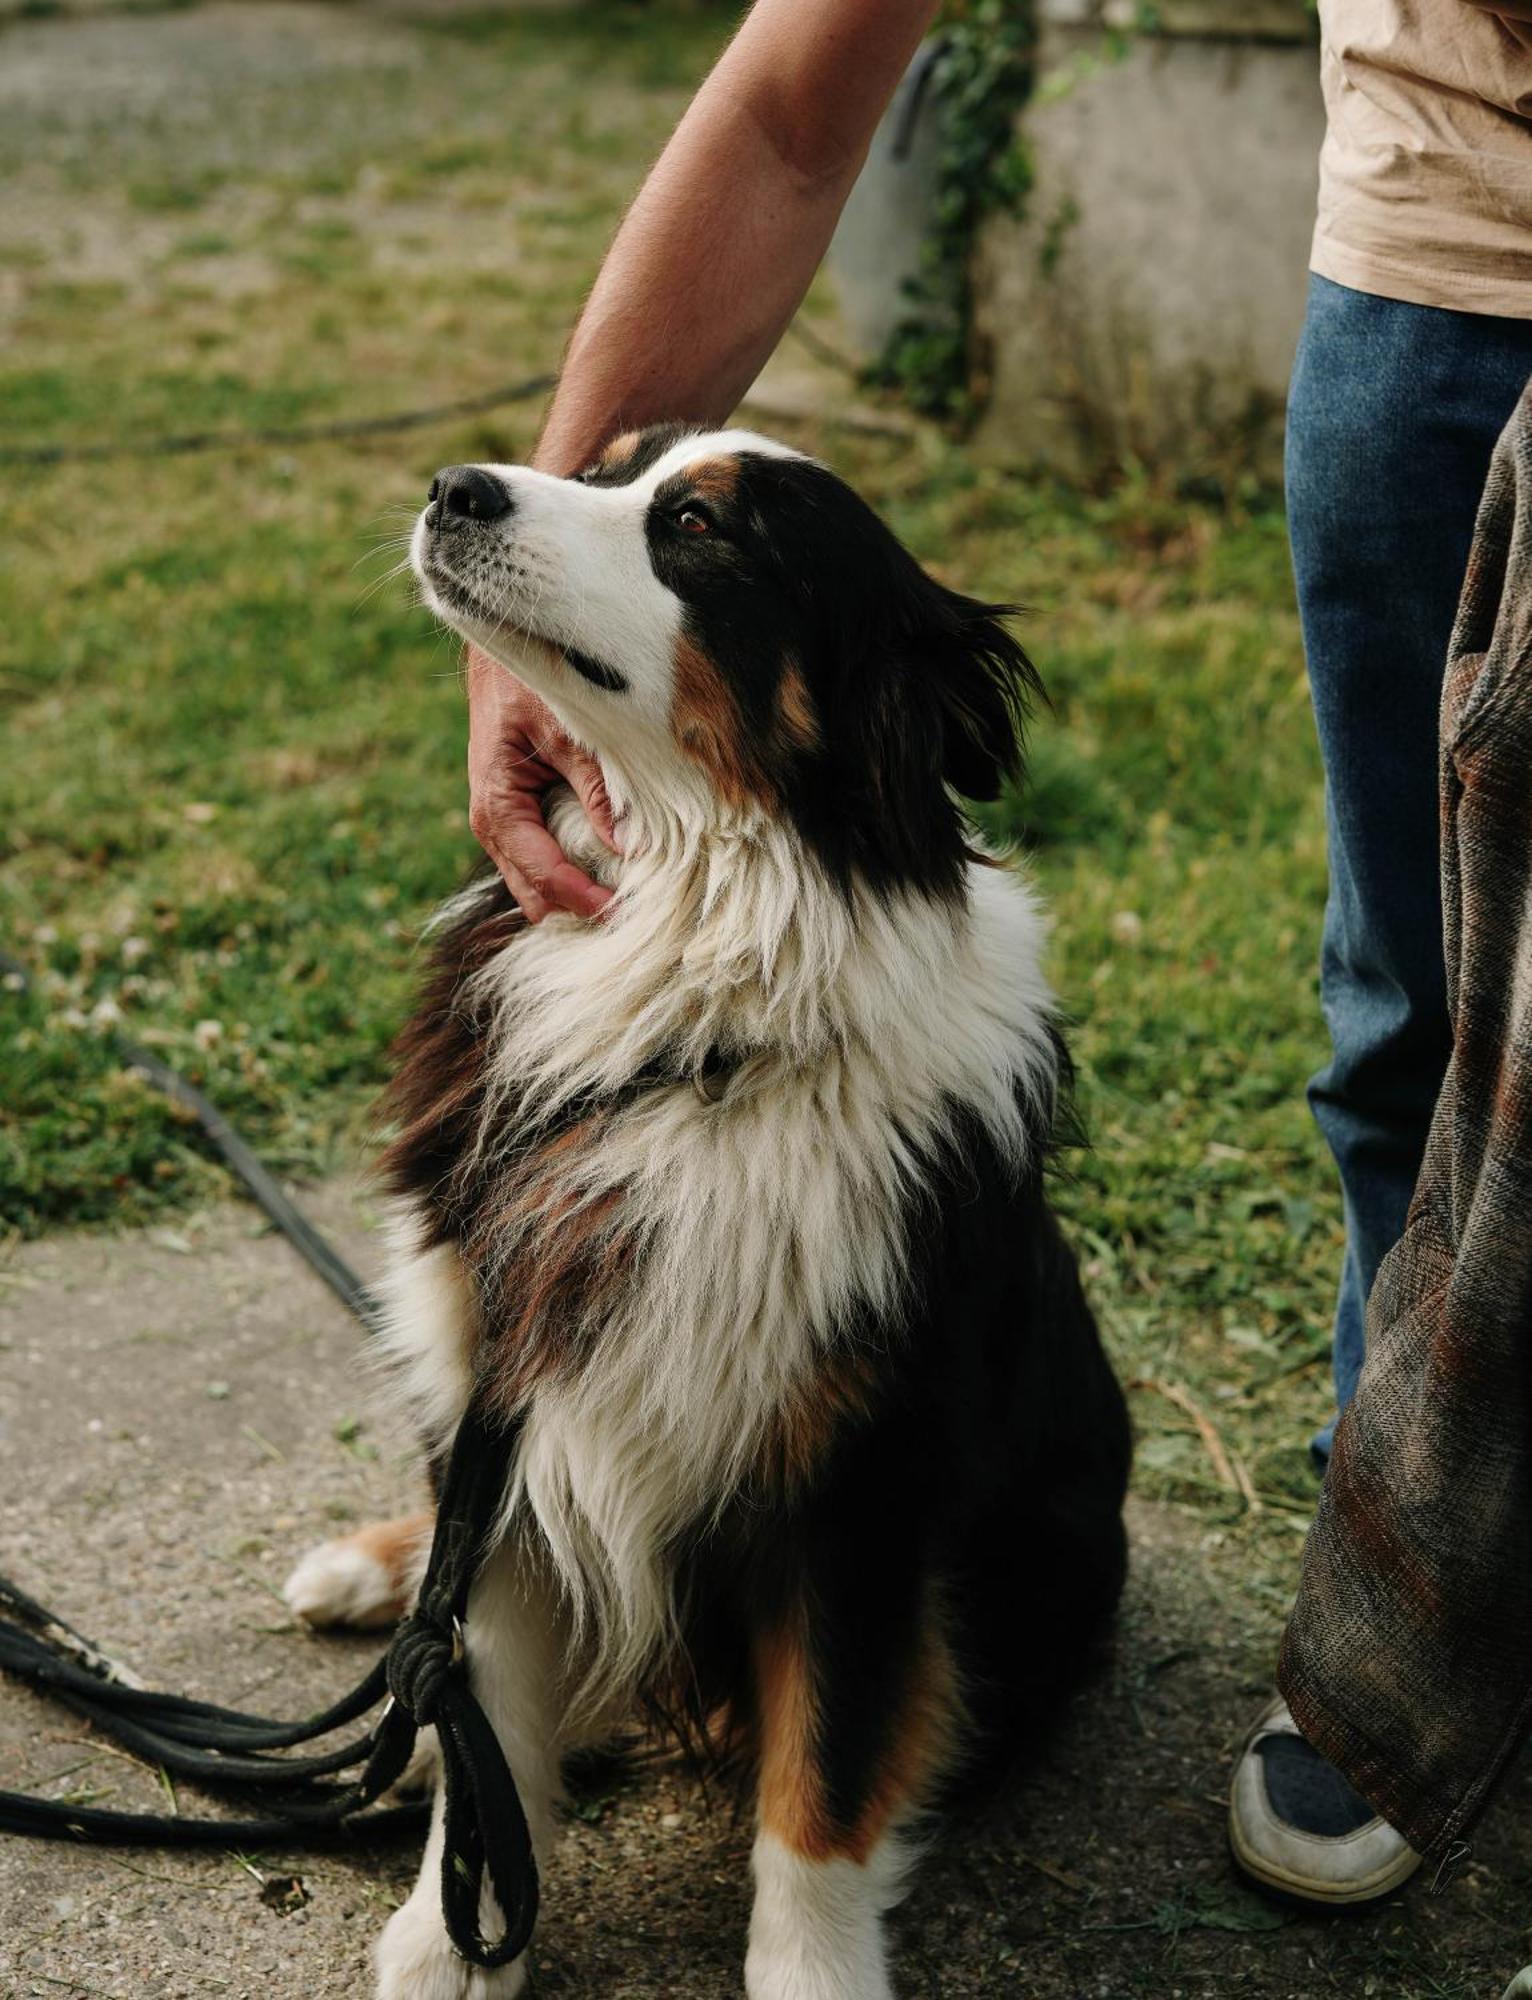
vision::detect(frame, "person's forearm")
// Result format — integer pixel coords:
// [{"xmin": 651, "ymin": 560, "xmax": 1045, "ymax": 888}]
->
[
  {"xmin": 532, "ymin": 117, "xmax": 841, "ymax": 476},
  {"xmin": 533, "ymin": 0, "xmax": 941, "ymax": 476},
  {"xmin": 477, "ymin": 0, "xmax": 939, "ymax": 918}
]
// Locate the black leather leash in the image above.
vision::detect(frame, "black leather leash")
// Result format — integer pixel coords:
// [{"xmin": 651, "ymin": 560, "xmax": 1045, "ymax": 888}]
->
[
  {"xmin": 0, "ymin": 1399, "xmax": 538, "ymax": 1962},
  {"xmin": 0, "ymin": 947, "xmax": 539, "ymax": 1968},
  {"xmin": 369, "ymin": 1399, "xmax": 538, "ymax": 1964}
]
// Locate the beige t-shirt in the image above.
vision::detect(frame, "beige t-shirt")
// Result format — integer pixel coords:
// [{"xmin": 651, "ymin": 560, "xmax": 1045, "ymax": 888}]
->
[{"xmin": 1313, "ymin": 1, "xmax": 1532, "ymax": 318}]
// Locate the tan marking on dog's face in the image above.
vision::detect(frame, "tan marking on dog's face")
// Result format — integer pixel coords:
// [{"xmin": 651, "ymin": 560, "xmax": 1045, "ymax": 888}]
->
[
  {"xmin": 680, "ymin": 456, "xmax": 741, "ymax": 509},
  {"xmin": 596, "ymin": 431, "xmax": 645, "ymax": 471},
  {"xmin": 671, "ymin": 633, "xmax": 768, "ymax": 811}
]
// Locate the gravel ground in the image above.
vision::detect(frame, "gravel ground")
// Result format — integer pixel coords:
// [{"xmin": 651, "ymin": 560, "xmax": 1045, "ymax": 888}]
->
[{"xmin": 5, "ymin": 1186, "xmax": 1531, "ymax": 1999}]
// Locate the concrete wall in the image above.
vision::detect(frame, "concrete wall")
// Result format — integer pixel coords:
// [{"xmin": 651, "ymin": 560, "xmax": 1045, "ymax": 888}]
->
[{"xmin": 971, "ymin": 2, "xmax": 1323, "ymax": 478}]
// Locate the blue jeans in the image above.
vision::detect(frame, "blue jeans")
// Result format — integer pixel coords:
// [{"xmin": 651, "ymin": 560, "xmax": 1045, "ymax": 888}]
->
[{"xmin": 1287, "ymin": 275, "xmax": 1532, "ymax": 1461}]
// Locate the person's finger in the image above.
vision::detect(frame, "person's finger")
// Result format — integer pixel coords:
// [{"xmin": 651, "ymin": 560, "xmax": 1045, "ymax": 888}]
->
[
  {"xmin": 500, "ymin": 857, "xmax": 550, "ymax": 926},
  {"xmin": 469, "ymin": 796, "xmax": 548, "ymax": 921},
  {"xmin": 465, "ymin": 652, "xmax": 614, "ymax": 909},
  {"xmin": 495, "ymin": 797, "xmax": 613, "ymax": 919},
  {"xmin": 477, "ymin": 830, "xmax": 549, "ymax": 922},
  {"xmin": 544, "ymin": 737, "xmax": 621, "ymax": 854},
  {"xmin": 573, "ymin": 762, "xmax": 621, "ymax": 853},
  {"xmin": 542, "ymin": 860, "xmax": 614, "ymax": 919}
]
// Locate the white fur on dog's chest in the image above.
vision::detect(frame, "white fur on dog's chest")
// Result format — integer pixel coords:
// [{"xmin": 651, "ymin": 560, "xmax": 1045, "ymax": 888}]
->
[
  {"xmin": 507, "ymin": 1052, "xmax": 946, "ymax": 1691},
  {"xmin": 384, "ymin": 836, "xmax": 1057, "ymax": 1701}
]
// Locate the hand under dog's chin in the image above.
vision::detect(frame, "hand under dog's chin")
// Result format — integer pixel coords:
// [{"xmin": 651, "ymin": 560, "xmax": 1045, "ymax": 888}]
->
[{"xmin": 544, "ymin": 786, "xmax": 622, "ymax": 890}]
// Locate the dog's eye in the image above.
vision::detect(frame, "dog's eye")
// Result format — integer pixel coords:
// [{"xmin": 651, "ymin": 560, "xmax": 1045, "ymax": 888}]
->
[{"xmin": 675, "ymin": 505, "xmax": 713, "ymax": 536}]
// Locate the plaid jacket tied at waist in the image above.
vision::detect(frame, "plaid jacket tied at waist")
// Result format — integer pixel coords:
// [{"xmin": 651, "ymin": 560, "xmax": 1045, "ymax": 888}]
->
[{"xmin": 1280, "ymin": 377, "xmax": 1532, "ymax": 1862}]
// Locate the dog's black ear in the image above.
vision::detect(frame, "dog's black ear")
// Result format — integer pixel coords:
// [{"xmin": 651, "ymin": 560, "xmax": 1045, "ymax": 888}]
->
[
  {"xmin": 740, "ymin": 457, "xmax": 1039, "ymax": 893},
  {"xmin": 938, "ymin": 597, "xmax": 1035, "ymax": 803},
  {"xmin": 912, "ymin": 585, "xmax": 1037, "ymax": 803}
]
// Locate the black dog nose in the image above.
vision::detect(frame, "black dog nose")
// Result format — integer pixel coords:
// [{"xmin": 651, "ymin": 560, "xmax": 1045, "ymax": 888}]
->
[{"xmin": 430, "ymin": 465, "xmax": 513, "ymax": 523}]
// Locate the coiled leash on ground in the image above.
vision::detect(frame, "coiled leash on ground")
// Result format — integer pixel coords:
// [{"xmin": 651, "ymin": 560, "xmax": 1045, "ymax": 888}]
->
[{"xmin": 0, "ymin": 948, "xmax": 539, "ymax": 1968}]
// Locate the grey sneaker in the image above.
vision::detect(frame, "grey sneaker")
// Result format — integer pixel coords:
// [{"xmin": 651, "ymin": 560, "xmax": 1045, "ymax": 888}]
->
[
  {"xmin": 1500, "ymin": 1972, "xmax": 1532, "ymax": 1999},
  {"xmin": 1228, "ymin": 1697, "xmax": 1422, "ymax": 1905}
]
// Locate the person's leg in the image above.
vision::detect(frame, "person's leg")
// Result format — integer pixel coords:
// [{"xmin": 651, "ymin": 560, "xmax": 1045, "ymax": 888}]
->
[{"xmin": 1286, "ymin": 275, "xmax": 1532, "ymax": 1460}]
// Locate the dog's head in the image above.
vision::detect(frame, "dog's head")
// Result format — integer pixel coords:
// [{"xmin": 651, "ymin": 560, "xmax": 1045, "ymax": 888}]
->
[{"xmin": 411, "ymin": 424, "xmax": 1036, "ymax": 899}]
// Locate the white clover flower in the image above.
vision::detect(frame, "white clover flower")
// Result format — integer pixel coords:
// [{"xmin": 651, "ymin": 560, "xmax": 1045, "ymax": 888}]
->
[{"xmin": 193, "ymin": 1018, "xmax": 224, "ymax": 1051}]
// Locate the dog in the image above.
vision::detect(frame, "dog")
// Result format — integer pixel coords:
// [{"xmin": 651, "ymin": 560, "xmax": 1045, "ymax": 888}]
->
[{"xmin": 283, "ymin": 425, "xmax": 1131, "ymax": 2000}]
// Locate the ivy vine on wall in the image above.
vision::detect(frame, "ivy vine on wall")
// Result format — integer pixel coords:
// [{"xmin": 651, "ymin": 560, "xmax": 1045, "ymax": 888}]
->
[{"xmin": 867, "ymin": 0, "xmax": 1038, "ymax": 422}]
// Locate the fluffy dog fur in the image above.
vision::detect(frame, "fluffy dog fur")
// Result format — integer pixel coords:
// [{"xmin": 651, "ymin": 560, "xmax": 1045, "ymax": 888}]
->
[{"xmin": 286, "ymin": 426, "xmax": 1130, "ymax": 2000}]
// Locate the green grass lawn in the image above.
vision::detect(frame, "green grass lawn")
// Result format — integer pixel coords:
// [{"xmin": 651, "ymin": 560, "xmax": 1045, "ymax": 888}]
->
[{"xmin": 1, "ymin": 0, "xmax": 1335, "ymax": 1532}]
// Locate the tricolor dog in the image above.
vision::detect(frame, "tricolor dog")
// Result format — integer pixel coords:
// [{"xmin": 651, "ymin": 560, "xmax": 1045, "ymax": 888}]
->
[{"xmin": 285, "ymin": 426, "xmax": 1131, "ymax": 2000}]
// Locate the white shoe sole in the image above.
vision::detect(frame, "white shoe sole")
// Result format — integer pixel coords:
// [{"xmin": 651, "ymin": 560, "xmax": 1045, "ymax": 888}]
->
[{"xmin": 1228, "ymin": 1810, "xmax": 1423, "ymax": 1906}]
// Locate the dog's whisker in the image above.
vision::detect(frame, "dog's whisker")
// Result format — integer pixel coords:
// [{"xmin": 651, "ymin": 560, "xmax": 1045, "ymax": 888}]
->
[{"xmin": 352, "ymin": 558, "xmax": 417, "ymax": 612}]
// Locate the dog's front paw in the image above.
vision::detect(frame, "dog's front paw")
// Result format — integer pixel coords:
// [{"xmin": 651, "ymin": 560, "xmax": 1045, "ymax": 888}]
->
[
  {"xmin": 284, "ymin": 1514, "xmax": 430, "ymax": 1629},
  {"xmin": 745, "ymin": 1946, "xmax": 893, "ymax": 2000},
  {"xmin": 285, "ymin": 1537, "xmax": 398, "ymax": 1629},
  {"xmin": 375, "ymin": 1894, "xmax": 527, "ymax": 2000},
  {"xmin": 746, "ymin": 1840, "xmax": 897, "ymax": 2000}
]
